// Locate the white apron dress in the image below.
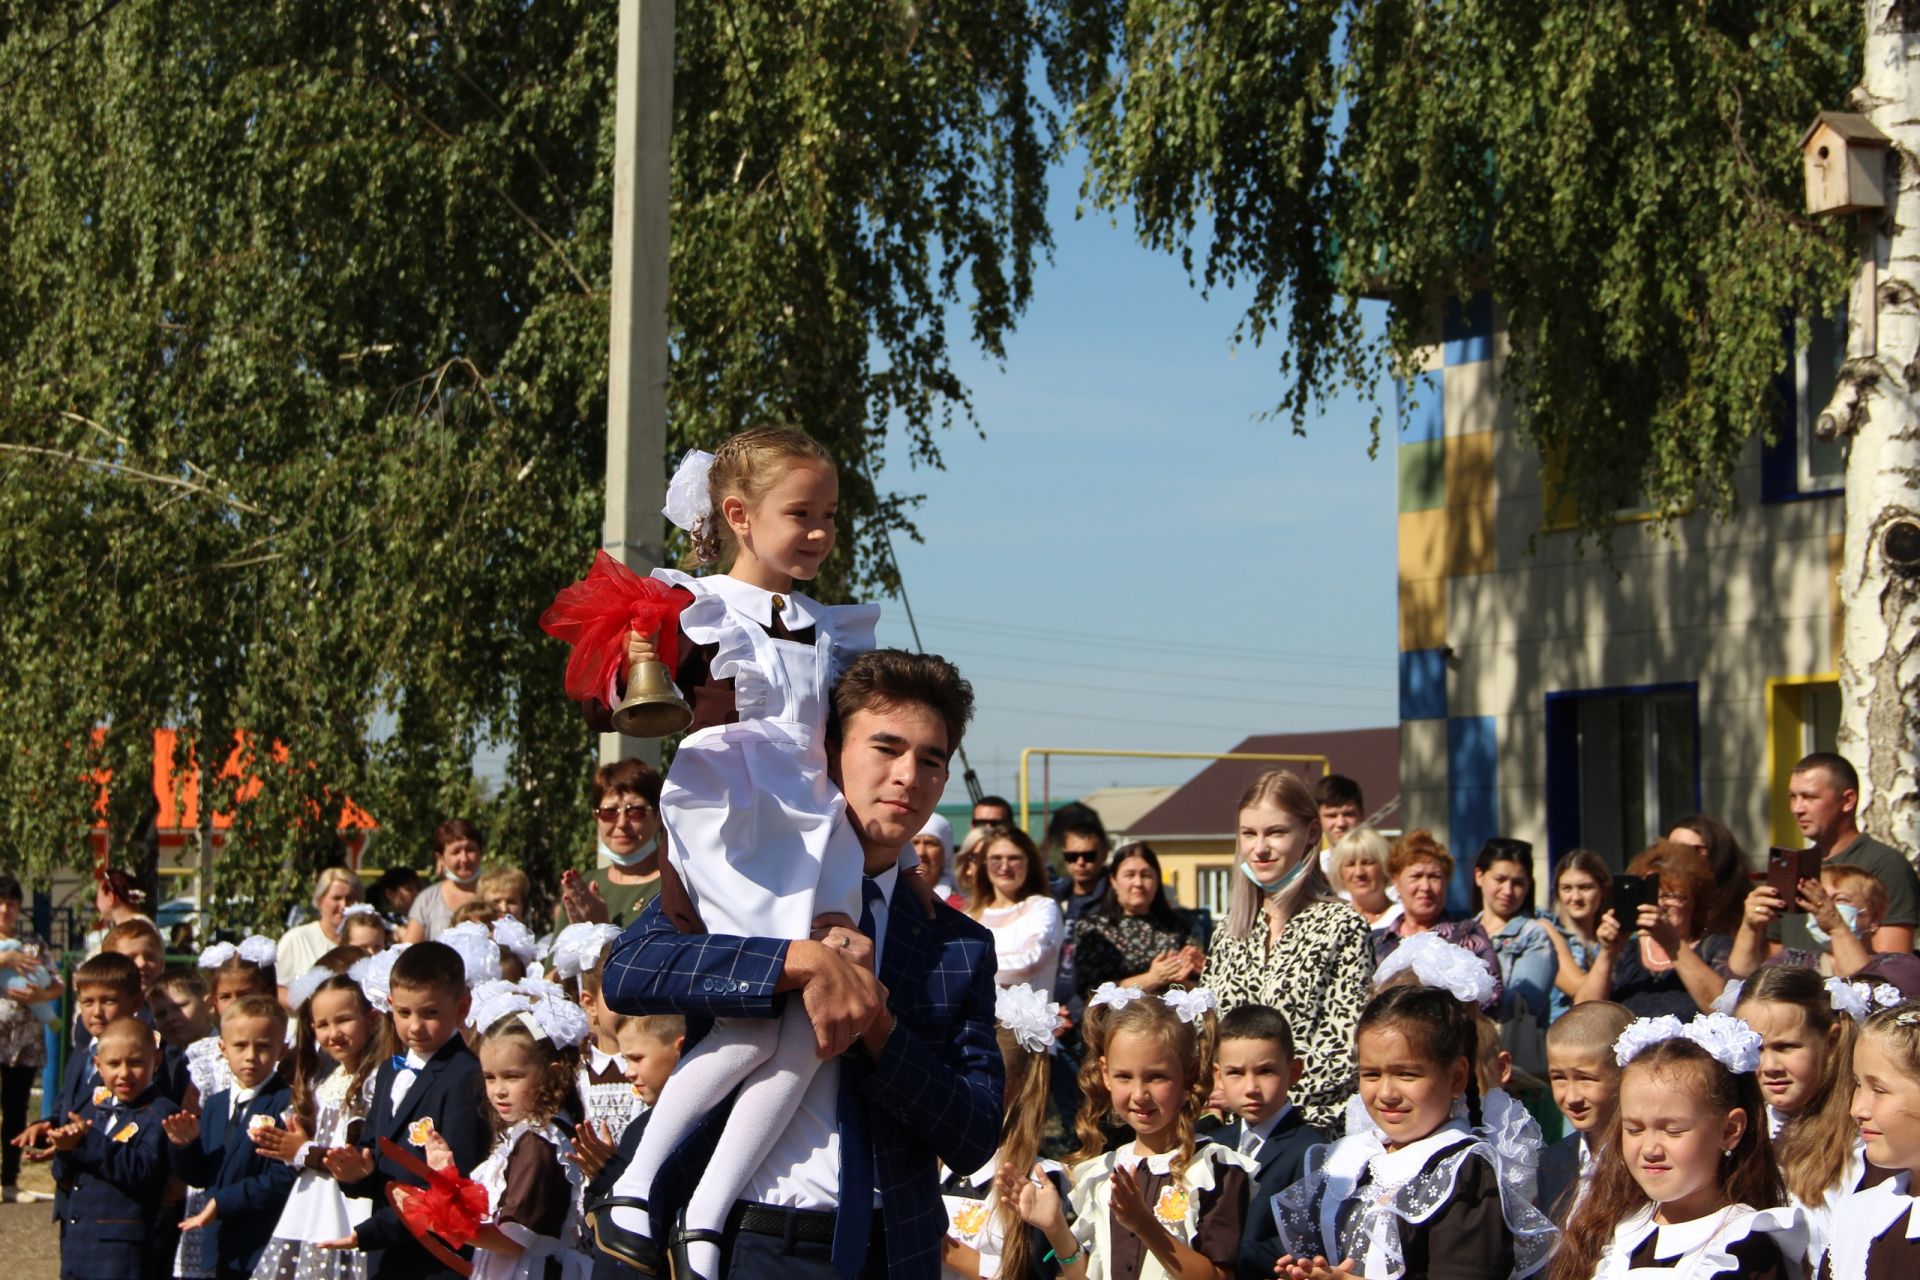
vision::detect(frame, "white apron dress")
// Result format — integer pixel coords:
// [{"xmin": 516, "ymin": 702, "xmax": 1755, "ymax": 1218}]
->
[
  {"xmin": 250, "ymin": 1069, "xmax": 377, "ymax": 1280},
  {"xmin": 1589, "ymin": 1202, "xmax": 1806, "ymax": 1280},
  {"xmin": 469, "ymin": 1121, "xmax": 591, "ymax": 1280},
  {"xmin": 651, "ymin": 568, "xmax": 879, "ymax": 937},
  {"xmin": 576, "ymin": 1045, "xmax": 643, "ymax": 1145}
]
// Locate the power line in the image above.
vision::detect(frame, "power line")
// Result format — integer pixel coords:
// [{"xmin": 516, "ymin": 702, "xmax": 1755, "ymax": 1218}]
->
[
  {"xmin": 923, "ymin": 642, "xmax": 1396, "ymax": 694},
  {"xmin": 969, "ymin": 669, "xmax": 1392, "ymax": 714},
  {"xmin": 896, "ymin": 610, "xmax": 1395, "ymax": 669}
]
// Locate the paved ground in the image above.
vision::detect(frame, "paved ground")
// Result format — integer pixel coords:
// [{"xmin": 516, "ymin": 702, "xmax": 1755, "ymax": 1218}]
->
[{"xmin": 0, "ymin": 1152, "xmax": 60, "ymax": 1280}]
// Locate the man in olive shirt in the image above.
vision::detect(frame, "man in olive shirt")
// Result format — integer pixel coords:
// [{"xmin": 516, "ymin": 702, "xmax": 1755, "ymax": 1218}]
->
[{"xmin": 1728, "ymin": 752, "xmax": 1920, "ymax": 976}]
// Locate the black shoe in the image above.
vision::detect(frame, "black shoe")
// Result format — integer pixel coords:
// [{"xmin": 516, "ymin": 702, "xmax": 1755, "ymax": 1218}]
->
[
  {"xmin": 585, "ymin": 1196, "xmax": 667, "ymax": 1276},
  {"xmin": 668, "ymin": 1223, "xmax": 726, "ymax": 1280}
]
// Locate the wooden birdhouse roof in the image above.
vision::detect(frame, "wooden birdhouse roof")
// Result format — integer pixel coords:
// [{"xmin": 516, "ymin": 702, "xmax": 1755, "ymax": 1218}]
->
[{"xmin": 1800, "ymin": 111, "xmax": 1890, "ymax": 150}]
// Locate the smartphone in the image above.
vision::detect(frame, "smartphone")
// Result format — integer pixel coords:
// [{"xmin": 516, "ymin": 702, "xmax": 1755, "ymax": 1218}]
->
[
  {"xmin": 1609, "ymin": 874, "xmax": 1656, "ymax": 928},
  {"xmin": 1766, "ymin": 846, "xmax": 1823, "ymax": 912}
]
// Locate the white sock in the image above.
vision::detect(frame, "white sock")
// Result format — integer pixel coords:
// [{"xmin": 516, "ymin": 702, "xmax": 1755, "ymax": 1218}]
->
[
  {"xmin": 678, "ymin": 1004, "xmax": 823, "ymax": 1278},
  {"xmin": 606, "ymin": 1015, "xmax": 780, "ymax": 1240}
]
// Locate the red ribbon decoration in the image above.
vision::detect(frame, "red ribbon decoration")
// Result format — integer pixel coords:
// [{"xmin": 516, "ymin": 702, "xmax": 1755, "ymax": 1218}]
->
[
  {"xmin": 538, "ymin": 551, "xmax": 689, "ymax": 703},
  {"xmin": 377, "ymin": 1137, "xmax": 486, "ymax": 1275}
]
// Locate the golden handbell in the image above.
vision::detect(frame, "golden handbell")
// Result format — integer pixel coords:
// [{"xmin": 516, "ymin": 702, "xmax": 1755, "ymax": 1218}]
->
[{"xmin": 610, "ymin": 659, "xmax": 692, "ymax": 737}]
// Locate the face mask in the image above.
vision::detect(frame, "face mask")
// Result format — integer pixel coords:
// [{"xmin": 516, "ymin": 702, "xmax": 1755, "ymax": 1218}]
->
[
  {"xmin": 1240, "ymin": 855, "xmax": 1312, "ymax": 897},
  {"xmin": 601, "ymin": 838, "xmax": 657, "ymax": 869},
  {"xmin": 1805, "ymin": 900, "xmax": 1861, "ymax": 948}
]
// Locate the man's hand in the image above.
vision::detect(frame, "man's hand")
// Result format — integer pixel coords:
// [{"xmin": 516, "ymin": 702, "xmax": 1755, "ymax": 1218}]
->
[
  {"xmin": 180, "ymin": 1197, "xmax": 218, "ymax": 1231},
  {"xmin": 315, "ymin": 1232, "xmax": 359, "ymax": 1252},
  {"xmin": 323, "ymin": 1145, "xmax": 375, "ymax": 1184},
  {"xmin": 782, "ymin": 939, "xmax": 884, "ymax": 1058},
  {"xmin": 810, "ymin": 913, "xmax": 875, "ymax": 972},
  {"xmin": 162, "ymin": 1109, "xmax": 202, "ymax": 1148}
]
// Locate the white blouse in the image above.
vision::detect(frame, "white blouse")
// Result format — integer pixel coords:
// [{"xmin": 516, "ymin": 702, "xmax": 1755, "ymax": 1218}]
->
[{"xmin": 976, "ymin": 895, "xmax": 1065, "ymax": 998}]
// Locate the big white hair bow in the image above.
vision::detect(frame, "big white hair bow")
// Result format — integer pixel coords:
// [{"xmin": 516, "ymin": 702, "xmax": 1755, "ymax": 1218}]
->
[
  {"xmin": 350, "ymin": 945, "xmax": 408, "ymax": 1014},
  {"xmin": 1161, "ymin": 987, "xmax": 1218, "ymax": 1024},
  {"xmin": 286, "ymin": 965, "xmax": 336, "ymax": 1011},
  {"xmin": 197, "ymin": 935, "xmax": 278, "ymax": 971},
  {"xmin": 550, "ymin": 922, "xmax": 624, "ymax": 981},
  {"xmin": 1373, "ymin": 931, "xmax": 1496, "ymax": 1006},
  {"xmin": 662, "ymin": 450, "xmax": 716, "ymax": 534},
  {"xmin": 995, "ymin": 983, "xmax": 1057, "ymax": 1054},
  {"xmin": 440, "ymin": 922, "xmax": 504, "ymax": 985},
  {"xmin": 1088, "ymin": 982, "xmax": 1150, "ymax": 1013},
  {"xmin": 492, "ymin": 917, "xmax": 539, "ymax": 965},
  {"xmin": 1614, "ymin": 1012, "xmax": 1762, "ymax": 1075}
]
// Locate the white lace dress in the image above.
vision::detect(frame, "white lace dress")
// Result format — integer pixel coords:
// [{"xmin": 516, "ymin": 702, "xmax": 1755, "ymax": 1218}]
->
[
  {"xmin": 250, "ymin": 1068, "xmax": 376, "ymax": 1280},
  {"xmin": 575, "ymin": 1045, "xmax": 643, "ymax": 1145},
  {"xmin": 470, "ymin": 1121, "xmax": 591, "ymax": 1280},
  {"xmin": 1274, "ymin": 1109, "xmax": 1558, "ymax": 1279},
  {"xmin": 178, "ymin": 1035, "xmax": 236, "ymax": 1279}
]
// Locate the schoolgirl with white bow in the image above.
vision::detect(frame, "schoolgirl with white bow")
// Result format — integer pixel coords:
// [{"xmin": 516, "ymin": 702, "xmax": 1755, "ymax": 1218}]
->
[
  {"xmin": 549, "ymin": 923, "xmax": 640, "ymax": 1147},
  {"xmin": 1275, "ymin": 972, "xmax": 1558, "ymax": 1280},
  {"xmin": 249, "ymin": 947, "xmax": 385, "ymax": 1280},
  {"xmin": 944, "ymin": 982, "xmax": 1070, "ymax": 1279},
  {"xmin": 1005, "ymin": 983, "xmax": 1252, "ymax": 1280},
  {"xmin": 418, "ymin": 981, "xmax": 595, "ymax": 1280},
  {"xmin": 1827, "ymin": 1001, "xmax": 1920, "ymax": 1280},
  {"xmin": 1724, "ymin": 967, "xmax": 1885, "ymax": 1269},
  {"xmin": 1546, "ymin": 1013, "xmax": 1806, "ymax": 1280},
  {"xmin": 591, "ymin": 425, "xmax": 882, "ymax": 1280}
]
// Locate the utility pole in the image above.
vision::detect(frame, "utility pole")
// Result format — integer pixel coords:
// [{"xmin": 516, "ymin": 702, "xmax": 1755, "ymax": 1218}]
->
[{"xmin": 601, "ymin": 0, "xmax": 673, "ymax": 768}]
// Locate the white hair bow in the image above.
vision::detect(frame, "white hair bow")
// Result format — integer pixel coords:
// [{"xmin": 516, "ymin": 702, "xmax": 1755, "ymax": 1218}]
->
[
  {"xmin": 995, "ymin": 984, "xmax": 1057, "ymax": 1054},
  {"xmin": 286, "ymin": 966, "xmax": 334, "ymax": 1011},
  {"xmin": 1088, "ymin": 982, "xmax": 1150, "ymax": 1013},
  {"xmin": 350, "ymin": 945, "xmax": 408, "ymax": 1014},
  {"xmin": 1373, "ymin": 931, "xmax": 1496, "ymax": 1006},
  {"xmin": 492, "ymin": 917, "xmax": 538, "ymax": 965},
  {"xmin": 1160, "ymin": 987, "xmax": 1218, "ymax": 1024},
  {"xmin": 1614, "ymin": 1012, "xmax": 1761, "ymax": 1075},
  {"xmin": 662, "ymin": 450, "xmax": 717, "ymax": 535},
  {"xmin": 550, "ymin": 923, "xmax": 623, "ymax": 981},
  {"xmin": 439, "ymin": 922, "xmax": 503, "ymax": 985}
]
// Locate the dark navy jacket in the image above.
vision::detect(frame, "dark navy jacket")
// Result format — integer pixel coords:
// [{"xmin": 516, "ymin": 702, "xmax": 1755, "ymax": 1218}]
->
[
  {"xmin": 1214, "ymin": 1107, "xmax": 1327, "ymax": 1279},
  {"xmin": 46, "ymin": 1041, "xmax": 100, "ymax": 1222},
  {"xmin": 170, "ymin": 1080, "xmax": 299, "ymax": 1277},
  {"xmin": 59, "ymin": 1084, "xmax": 181, "ymax": 1280},
  {"xmin": 341, "ymin": 1035, "xmax": 491, "ymax": 1280},
  {"xmin": 587, "ymin": 1108, "xmax": 650, "ymax": 1280}
]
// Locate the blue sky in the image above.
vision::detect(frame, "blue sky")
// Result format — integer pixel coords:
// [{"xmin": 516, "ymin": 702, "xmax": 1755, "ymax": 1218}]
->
[{"xmin": 862, "ymin": 167, "xmax": 1401, "ymax": 811}]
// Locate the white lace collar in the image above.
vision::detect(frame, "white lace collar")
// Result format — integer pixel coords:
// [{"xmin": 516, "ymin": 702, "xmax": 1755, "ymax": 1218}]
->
[
  {"xmin": 700, "ymin": 573, "xmax": 818, "ymax": 630},
  {"xmin": 1118, "ymin": 1139, "xmax": 1185, "ymax": 1176},
  {"xmin": 1368, "ymin": 1119, "xmax": 1476, "ymax": 1183},
  {"xmin": 587, "ymin": 1043, "xmax": 622, "ymax": 1075}
]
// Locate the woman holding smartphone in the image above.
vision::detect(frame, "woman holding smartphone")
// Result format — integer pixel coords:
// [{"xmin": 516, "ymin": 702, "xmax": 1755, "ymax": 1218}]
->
[{"xmin": 1573, "ymin": 839, "xmax": 1731, "ymax": 1016}]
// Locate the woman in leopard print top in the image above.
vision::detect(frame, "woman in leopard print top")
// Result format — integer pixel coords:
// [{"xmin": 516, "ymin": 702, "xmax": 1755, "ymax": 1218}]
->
[{"xmin": 1200, "ymin": 771, "xmax": 1375, "ymax": 1133}]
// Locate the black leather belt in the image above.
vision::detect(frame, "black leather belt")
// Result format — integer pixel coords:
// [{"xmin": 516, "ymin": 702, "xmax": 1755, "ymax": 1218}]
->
[{"xmin": 729, "ymin": 1200, "xmax": 838, "ymax": 1245}]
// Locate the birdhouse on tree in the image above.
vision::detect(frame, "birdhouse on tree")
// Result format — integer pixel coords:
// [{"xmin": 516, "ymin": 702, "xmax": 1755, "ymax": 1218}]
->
[{"xmin": 1800, "ymin": 112, "xmax": 1891, "ymax": 217}]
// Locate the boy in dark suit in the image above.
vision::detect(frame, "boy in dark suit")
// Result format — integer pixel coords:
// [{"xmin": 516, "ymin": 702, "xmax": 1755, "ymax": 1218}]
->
[
  {"xmin": 322, "ymin": 940, "xmax": 491, "ymax": 1279},
  {"xmin": 163, "ymin": 993, "xmax": 298, "ymax": 1277},
  {"xmin": 1212, "ymin": 1003, "xmax": 1327, "ymax": 1280},
  {"xmin": 49, "ymin": 1015, "xmax": 181, "ymax": 1279},
  {"xmin": 578, "ymin": 1013, "xmax": 682, "ymax": 1279},
  {"xmin": 1538, "ymin": 1000, "xmax": 1633, "ymax": 1224},
  {"xmin": 9, "ymin": 952, "xmax": 145, "ymax": 1223}
]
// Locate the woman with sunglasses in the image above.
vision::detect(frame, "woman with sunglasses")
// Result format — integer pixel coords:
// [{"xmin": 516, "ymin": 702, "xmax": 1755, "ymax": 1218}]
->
[{"xmin": 556, "ymin": 757, "xmax": 666, "ymax": 927}]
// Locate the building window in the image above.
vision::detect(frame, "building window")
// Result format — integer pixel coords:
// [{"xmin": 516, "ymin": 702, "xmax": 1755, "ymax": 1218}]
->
[
  {"xmin": 1765, "ymin": 313, "xmax": 1847, "ymax": 502},
  {"xmin": 1195, "ymin": 866, "xmax": 1232, "ymax": 922},
  {"xmin": 1767, "ymin": 676, "xmax": 1841, "ymax": 846},
  {"xmin": 1545, "ymin": 685, "xmax": 1701, "ymax": 871}
]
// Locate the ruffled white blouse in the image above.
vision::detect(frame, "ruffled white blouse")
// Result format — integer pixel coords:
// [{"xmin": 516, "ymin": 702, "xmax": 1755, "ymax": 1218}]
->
[
  {"xmin": 1590, "ymin": 1202, "xmax": 1806, "ymax": 1280},
  {"xmin": 976, "ymin": 896, "xmax": 1065, "ymax": 998},
  {"xmin": 1824, "ymin": 1172, "xmax": 1919, "ymax": 1280}
]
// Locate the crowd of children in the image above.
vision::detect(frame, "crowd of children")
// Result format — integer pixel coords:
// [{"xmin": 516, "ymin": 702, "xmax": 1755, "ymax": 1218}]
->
[{"xmin": 12, "ymin": 881, "xmax": 1920, "ymax": 1280}]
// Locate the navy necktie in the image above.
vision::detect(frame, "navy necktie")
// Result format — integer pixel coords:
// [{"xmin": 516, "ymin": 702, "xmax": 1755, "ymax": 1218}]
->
[{"xmin": 830, "ymin": 876, "xmax": 884, "ymax": 1277}]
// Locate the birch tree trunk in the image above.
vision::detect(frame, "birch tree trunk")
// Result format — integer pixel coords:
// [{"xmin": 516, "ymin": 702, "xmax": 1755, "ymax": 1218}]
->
[{"xmin": 1831, "ymin": 1, "xmax": 1920, "ymax": 858}]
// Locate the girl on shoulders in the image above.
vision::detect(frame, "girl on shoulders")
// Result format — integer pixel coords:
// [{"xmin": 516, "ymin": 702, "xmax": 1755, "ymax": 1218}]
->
[
  {"xmin": 250, "ymin": 947, "xmax": 384, "ymax": 1280},
  {"xmin": 1003, "ymin": 984, "xmax": 1251, "ymax": 1280},
  {"xmin": 1274, "ymin": 982, "xmax": 1557, "ymax": 1280},
  {"xmin": 1200, "ymin": 771, "xmax": 1374, "ymax": 1134},
  {"xmin": 1549, "ymin": 1012, "xmax": 1805, "ymax": 1280},
  {"xmin": 1829, "ymin": 1001, "xmax": 1920, "ymax": 1280}
]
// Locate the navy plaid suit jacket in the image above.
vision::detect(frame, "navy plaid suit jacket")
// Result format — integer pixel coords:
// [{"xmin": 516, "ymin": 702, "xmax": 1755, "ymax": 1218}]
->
[{"xmin": 602, "ymin": 872, "xmax": 1006, "ymax": 1279}]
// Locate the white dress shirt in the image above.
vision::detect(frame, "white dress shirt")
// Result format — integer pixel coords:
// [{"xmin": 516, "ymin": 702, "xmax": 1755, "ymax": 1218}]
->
[
  {"xmin": 743, "ymin": 863, "xmax": 898, "ymax": 1210},
  {"xmin": 1238, "ymin": 1103, "xmax": 1293, "ymax": 1162},
  {"xmin": 389, "ymin": 1049, "xmax": 428, "ymax": 1109}
]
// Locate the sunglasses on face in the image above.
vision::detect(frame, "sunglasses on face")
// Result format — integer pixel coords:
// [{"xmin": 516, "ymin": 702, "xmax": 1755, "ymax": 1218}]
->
[
  {"xmin": 1062, "ymin": 849, "xmax": 1103, "ymax": 864},
  {"xmin": 594, "ymin": 803, "xmax": 653, "ymax": 823}
]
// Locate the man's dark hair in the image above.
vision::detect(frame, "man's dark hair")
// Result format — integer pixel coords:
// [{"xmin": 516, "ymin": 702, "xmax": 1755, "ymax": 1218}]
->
[
  {"xmin": 973, "ymin": 794, "xmax": 1013, "ymax": 819},
  {"xmin": 1792, "ymin": 752, "xmax": 1860, "ymax": 795},
  {"xmin": 828, "ymin": 649, "xmax": 974, "ymax": 757},
  {"xmin": 74, "ymin": 951, "xmax": 142, "ymax": 998},
  {"xmin": 1044, "ymin": 801, "xmax": 1108, "ymax": 856},
  {"xmin": 1313, "ymin": 773, "xmax": 1364, "ymax": 810},
  {"xmin": 1219, "ymin": 1003, "xmax": 1296, "ymax": 1060},
  {"xmin": 390, "ymin": 939, "xmax": 466, "ymax": 992},
  {"xmin": 0, "ymin": 873, "xmax": 20, "ymax": 903}
]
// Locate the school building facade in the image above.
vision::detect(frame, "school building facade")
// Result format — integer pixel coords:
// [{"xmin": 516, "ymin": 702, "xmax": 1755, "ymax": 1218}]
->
[{"xmin": 1395, "ymin": 295, "xmax": 1846, "ymax": 903}]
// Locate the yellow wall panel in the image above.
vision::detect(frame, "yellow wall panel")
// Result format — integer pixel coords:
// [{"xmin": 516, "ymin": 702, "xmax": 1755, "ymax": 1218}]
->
[{"xmin": 1400, "ymin": 576, "xmax": 1447, "ymax": 650}]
